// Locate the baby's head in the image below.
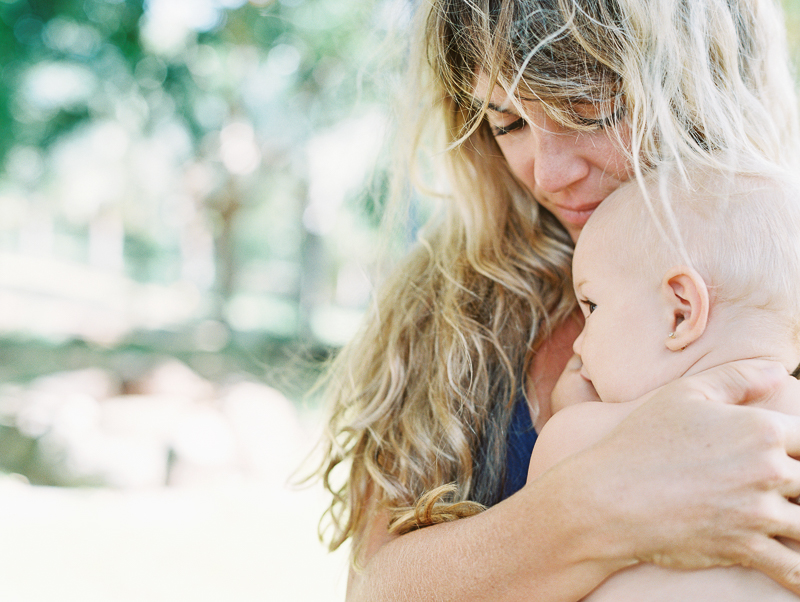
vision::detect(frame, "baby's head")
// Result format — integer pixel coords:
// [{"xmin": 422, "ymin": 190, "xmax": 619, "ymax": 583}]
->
[{"xmin": 572, "ymin": 165, "xmax": 800, "ymax": 403}]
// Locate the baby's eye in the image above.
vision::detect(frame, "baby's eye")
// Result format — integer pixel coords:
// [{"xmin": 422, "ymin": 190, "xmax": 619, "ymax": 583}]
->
[
  {"xmin": 580, "ymin": 299, "xmax": 597, "ymax": 314},
  {"xmin": 491, "ymin": 117, "xmax": 525, "ymax": 137}
]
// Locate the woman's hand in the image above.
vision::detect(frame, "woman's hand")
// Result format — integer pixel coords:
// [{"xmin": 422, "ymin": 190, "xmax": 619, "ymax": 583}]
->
[{"xmin": 579, "ymin": 359, "xmax": 800, "ymax": 593}]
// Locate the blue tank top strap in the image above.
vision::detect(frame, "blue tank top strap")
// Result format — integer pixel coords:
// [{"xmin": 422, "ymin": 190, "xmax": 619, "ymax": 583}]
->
[{"xmin": 501, "ymin": 393, "xmax": 538, "ymax": 500}]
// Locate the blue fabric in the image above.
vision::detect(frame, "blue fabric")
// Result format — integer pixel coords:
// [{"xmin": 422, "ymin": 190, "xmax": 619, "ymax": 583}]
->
[{"xmin": 501, "ymin": 395, "xmax": 538, "ymax": 500}]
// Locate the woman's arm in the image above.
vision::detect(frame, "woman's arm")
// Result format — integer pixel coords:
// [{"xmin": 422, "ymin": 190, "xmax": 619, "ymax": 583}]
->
[
  {"xmin": 346, "ymin": 360, "xmax": 800, "ymax": 602},
  {"xmin": 347, "ymin": 455, "xmax": 636, "ymax": 602}
]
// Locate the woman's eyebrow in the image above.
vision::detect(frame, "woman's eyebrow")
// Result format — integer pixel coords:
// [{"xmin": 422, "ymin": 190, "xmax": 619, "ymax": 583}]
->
[
  {"xmin": 470, "ymin": 98, "xmax": 516, "ymax": 114},
  {"xmin": 487, "ymin": 102, "xmax": 515, "ymax": 114}
]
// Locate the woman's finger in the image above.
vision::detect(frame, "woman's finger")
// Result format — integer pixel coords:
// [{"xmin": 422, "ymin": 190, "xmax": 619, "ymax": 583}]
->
[
  {"xmin": 777, "ymin": 456, "xmax": 800, "ymax": 500},
  {"xmin": 765, "ymin": 495, "xmax": 800, "ymax": 542},
  {"xmin": 779, "ymin": 417, "xmax": 800, "ymax": 460},
  {"xmin": 681, "ymin": 358, "xmax": 787, "ymax": 406},
  {"xmin": 677, "ymin": 360, "xmax": 800, "ymax": 457},
  {"xmin": 746, "ymin": 536, "xmax": 800, "ymax": 595}
]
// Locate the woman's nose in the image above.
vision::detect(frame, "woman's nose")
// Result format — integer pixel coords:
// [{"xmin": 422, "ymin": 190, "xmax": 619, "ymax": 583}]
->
[{"xmin": 531, "ymin": 127, "xmax": 590, "ymax": 193}]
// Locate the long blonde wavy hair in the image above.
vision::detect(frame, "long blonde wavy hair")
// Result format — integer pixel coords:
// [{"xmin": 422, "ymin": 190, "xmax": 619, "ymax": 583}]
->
[{"xmin": 314, "ymin": 0, "xmax": 800, "ymax": 559}]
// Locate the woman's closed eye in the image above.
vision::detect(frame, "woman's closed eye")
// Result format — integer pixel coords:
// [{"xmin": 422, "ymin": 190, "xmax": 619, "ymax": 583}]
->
[
  {"xmin": 574, "ymin": 106, "xmax": 627, "ymax": 131},
  {"xmin": 491, "ymin": 117, "xmax": 525, "ymax": 137}
]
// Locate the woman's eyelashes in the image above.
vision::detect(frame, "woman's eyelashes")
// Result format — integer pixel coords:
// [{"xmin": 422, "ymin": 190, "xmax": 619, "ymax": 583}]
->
[
  {"xmin": 490, "ymin": 108, "xmax": 625, "ymax": 136},
  {"xmin": 576, "ymin": 106, "xmax": 627, "ymax": 130},
  {"xmin": 491, "ymin": 117, "xmax": 525, "ymax": 137}
]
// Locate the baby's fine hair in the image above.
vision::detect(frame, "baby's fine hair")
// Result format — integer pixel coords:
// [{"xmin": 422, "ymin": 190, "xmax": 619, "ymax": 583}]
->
[{"xmin": 610, "ymin": 164, "xmax": 800, "ymax": 336}]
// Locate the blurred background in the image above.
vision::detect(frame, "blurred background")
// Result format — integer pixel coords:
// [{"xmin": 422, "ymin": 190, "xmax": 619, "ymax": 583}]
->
[{"xmin": 0, "ymin": 0, "xmax": 797, "ymax": 600}]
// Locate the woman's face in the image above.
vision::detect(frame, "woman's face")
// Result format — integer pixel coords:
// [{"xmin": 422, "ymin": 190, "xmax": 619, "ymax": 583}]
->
[{"xmin": 473, "ymin": 77, "xmax": 633, "ymax": 242}]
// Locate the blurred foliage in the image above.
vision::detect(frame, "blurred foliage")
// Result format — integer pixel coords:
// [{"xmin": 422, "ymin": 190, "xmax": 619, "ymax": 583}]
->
[
  {"xmin": 0, "ymin": 0, "xmax": 395, "ymax": 351},
  {"xmin": 0, "ymin": 0, "xmax": 400, "ymax": 484}
]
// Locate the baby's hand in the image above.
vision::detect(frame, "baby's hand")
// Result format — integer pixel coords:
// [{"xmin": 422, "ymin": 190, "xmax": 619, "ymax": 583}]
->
[{"xmin": 551, "ymin": 354, "xmax": 600, "ymax": 413}]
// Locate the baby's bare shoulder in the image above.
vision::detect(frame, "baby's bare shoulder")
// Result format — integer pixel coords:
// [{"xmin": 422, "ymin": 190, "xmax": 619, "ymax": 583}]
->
[{"xmin": 528, "ymin": 401, "xmax": 641, "ymax": 482}]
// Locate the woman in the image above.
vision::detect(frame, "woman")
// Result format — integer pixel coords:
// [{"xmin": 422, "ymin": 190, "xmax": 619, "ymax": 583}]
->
[{"xmin": 316, "ymin": 0, "xmax": 800, "ymax": 599}]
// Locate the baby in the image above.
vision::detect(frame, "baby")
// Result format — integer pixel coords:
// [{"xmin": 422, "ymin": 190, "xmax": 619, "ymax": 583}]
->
[{"xmin": 528, "ymin": 164, "xmax": 800, "ymax": 601}]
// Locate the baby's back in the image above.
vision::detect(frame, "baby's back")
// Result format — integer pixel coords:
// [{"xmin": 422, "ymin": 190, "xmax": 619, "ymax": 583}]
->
[{"xmin": 584, "ymin": 559, "xmax": 799, "ymax": 601}]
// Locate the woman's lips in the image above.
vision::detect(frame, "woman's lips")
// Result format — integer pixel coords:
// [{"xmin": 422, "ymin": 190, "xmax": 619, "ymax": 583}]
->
[{"xmin": 552, "ymin": 202, "xmax": 602, "ymax": 226}]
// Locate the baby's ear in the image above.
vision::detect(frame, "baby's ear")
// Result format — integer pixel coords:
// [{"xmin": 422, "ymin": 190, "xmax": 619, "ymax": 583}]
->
[{"xmin": 661, "ymin": 266, "xmax": 709, "ymax": 351}]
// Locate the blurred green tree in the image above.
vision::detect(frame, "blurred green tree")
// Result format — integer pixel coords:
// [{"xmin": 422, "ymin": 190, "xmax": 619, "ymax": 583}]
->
[{"xmin": 0, "ymin": 0, "xmax": 393, "ymax": 345}]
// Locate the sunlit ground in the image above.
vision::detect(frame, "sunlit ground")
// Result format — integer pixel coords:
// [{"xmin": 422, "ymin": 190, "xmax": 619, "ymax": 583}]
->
[
  {"xmin": 0, "ymin": 283, "xmax": 351, "ymax": 600},
  {"xmin": 0, "ymin": 216, "xmax": 353, "ymax": 601},
  {"xmin": 0, "ymin": 413, "xmax": 349, "ymax": 602}
]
